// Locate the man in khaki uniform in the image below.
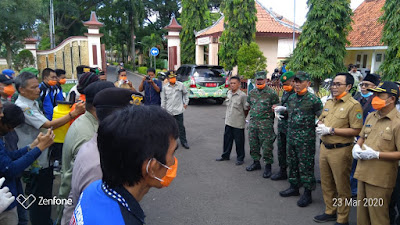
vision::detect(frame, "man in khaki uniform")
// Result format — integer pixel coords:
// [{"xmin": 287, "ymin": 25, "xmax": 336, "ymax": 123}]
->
[
  {"xmin": 314, "ymin": 73, "xmax": 363, "ymax": 225},
  {"xmin": 352, "ymin": 81, "xmax": 400, "ymax": 225}
]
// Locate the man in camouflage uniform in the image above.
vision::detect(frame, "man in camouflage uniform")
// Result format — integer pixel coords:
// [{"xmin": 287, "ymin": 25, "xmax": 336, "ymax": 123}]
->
[
  {"xmin": 279, "ymin": 72, "xmax": 323, "ymax": 208},
  {"xmin": 271, "ymin": 71, "xmax": 296, "ymax": 180},
  {"xmin": 246, "ymin": 71, "xmax": 279, "ymax": 178}
]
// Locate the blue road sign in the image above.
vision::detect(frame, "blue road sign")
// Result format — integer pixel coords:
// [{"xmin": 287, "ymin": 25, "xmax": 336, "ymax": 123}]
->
[{"xmin": 150, "ymin": 47, "xmax": 159, "ymax": 56}]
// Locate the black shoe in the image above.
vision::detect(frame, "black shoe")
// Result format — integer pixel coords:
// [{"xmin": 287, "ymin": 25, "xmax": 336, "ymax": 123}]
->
[
  {"xmin": 246, "ymin": 161, "xmax": 261, "ymax": 171},
  {"xmin": 334, "ymin": 223, "xmax": 349, "ymax": 225},
  {"xmin": 313, "ymin": 213, "xmax": 337, "ymax": 223},
  {"xmin": 216, "ymin": 157, "xmax": 229, "ymax": 161},
  {"xmin": 235, "ymin": 161, "xmax": 244, "ymax": 166},
  {"xmin": 181, "ymin": 142, "xmax": 190, "ymax": 149},
  {"xmin": 271, "ymin": 167, "xmax": 287, "ymax": 180},
  {"xmin": 262, "ymin": 164, "xmax": 272, "ymax": 178},
  {"xmin": 279, "ymin": 184, "xmax": 300, "ymax": 197},
  {"xmin": 297, "ymin": 189, "xmax": 312, "ymax": 207}
]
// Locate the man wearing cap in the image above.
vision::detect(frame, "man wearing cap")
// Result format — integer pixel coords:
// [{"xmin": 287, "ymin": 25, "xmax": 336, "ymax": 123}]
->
[
  {"xmin": 216, "ymin": 76, "xmax": 249, "ymax": 165},
  {"xmin": 60, "ymin": 88, "xmax": 143, "ymax": 225},
  {"xmin": 245, "ymin": 71, "xmax": 279, "ymax": 178},
  {"xmin": 352, "ymin": 81, "xmax": 400, "ymax": 225},
  {"xmin": 350, "ymin": 73, "xmax": 380, "ymax": 198},
  {"xmin": 279, "ymin": 72, "xmax": 322, "ymax": 207},
  {"xmin": 271, "ymin": 71, "xmax": 296, "ymax": 180},
  {"xmin": 313, "ymin": 73, "xmax": 363, "ymax": 224},
  {"xmin": 14, "ymin": 72, "xmax": 85, "ymax": 225},
  {"xmin": 58, "ymin": 81, "xmax": 114, "ymax": 214},
  {"xmin": 161, "ymin": 71, "xmax": 190, "ymax": 149},
  {"xmin": 0, "ymin": 74, "xmax": 16, "ymax": 104},
  {"xmin": 2, "ymin": 69, "xmax": 15, "ymax": 78}
]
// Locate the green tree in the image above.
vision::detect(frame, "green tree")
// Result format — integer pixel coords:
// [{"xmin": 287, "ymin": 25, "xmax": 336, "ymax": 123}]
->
[
  {"xmin": 13, "ymin": 50, "xmax": 35, "ymax": 71},
  {"xmin": 180, "ymin": 0, "xmax": 211, "ymax": 64},
  {"xmin": 0, "ymin": 0, "xmax": 41, "ymax": 68},
  {"xmin": 237, "ymin": 42, "xmax": 267, "ymax": 79},
  {"xmin": 288, "ymin": 0, "xmax": 352, "ymax": 92},
  {"xmin": 379, "ymin": 0, "xmax": 400, "ymax": 80},
  {"xmin": 141, "ymin": 33, "xmax": 164, "ymax": 68},
  {"xmin": 218, "ymin": 0, "xmax": 257, "ymax": 71}
]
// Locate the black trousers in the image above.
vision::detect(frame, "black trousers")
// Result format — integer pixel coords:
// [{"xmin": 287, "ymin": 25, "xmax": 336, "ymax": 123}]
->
[
  {"xmin": 25, "ymin": 167, "xmax": 54, "ymax": 225},
  {"xmin": 389, "ymin": 166, "xmax": 400, "ymax": 225},
  {"xmin": 174, "ymin": 113, "xmax": 187, "ymax": 144},
  {"xmin": 221, "ymin": 125, "xmax": 245, "ymax": 161}
]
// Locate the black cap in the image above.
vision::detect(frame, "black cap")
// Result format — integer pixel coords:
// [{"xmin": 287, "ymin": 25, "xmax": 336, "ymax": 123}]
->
[
  {"xmin": 368, "ymin": 81, "xmax": 399, "ymax": 99},
  {"xmin": 0, "ymin": 74, "xmax": 14, "ymax": 85},
  {"xmin": 93, "ymin": 87, "xmax": 144, "ymax": 108},
  {"xmin": 84, "ymin": 81, "xmax": 115, "ymax": 104},
  {"xmin": 363, "ymin": 73, "xmax": 380, "ymax": 86},
  {"xmin": 77, "ymin": 72, "xmax": 99, "ymax": 94}
]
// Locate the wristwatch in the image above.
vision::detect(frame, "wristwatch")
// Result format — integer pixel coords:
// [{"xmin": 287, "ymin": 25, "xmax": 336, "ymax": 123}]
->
[{"xmin": 330, "ymin": 128, "xmax": 335, "ymax": 135}]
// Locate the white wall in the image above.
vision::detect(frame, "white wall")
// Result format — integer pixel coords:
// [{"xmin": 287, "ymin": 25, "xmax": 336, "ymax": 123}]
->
[{"xmin": 256, "ymin": 37, "xmax": 279, "ymax": 78}]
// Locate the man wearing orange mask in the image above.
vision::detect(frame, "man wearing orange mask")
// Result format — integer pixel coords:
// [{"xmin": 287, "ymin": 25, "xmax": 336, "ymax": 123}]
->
[
  {"xmin": 271, "ymin": 71, "xmax": 295, "ymax": 180},
  {"xmin": 39, "ymin": 68, "xmax": 58, "ymax": 121},
  {"xmin": 161, "ymin": 71, "xmax": 190, "ymax": 149},
  {"xmin": 314, "ymin": 73, "xmax": 363, "ymax": 225},
  {"xmin": 0, "ymin": 74, "xmax": 16, "ymax": 104},
  {"xmin": 279, "ymin": 72, "xmax": 323, "ymax": 207},
  {"xmin": 246, "ymin": 71, "xmax": 279, "ymax": 178},
  {"xmin": 55, "ymin": 69, "xmax": 67, "ymax": 102},
  {"xmin": 351, "ymin": 81, "xmax": 400, "ymax": 225},
  {"xmin": 114, "ymin": 69, "xmax": 137, "ymax": 92}
]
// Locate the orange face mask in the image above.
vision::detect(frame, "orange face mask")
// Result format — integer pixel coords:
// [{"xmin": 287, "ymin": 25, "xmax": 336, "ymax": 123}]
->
[
  {"xmin": 146, "ymin": 157, "xmax": 178, "ymax": 188},
  {"xmin": 335, "ymin": 91, "xmax": 347, "ymax": 100},
  {"xmin": 296, "ymin": 88, "xmax": 308, "ymax": 95},
  {"xmin": 3, "ymin": 85, "xmax": 15, "ymax": 97},
  {"xmin": 120, "ymin": 76, "xmax": 127, "ymax": 81},
  {"xmin": 48, "ymin": 80, "xmax": 57, "ymax": 86},
  {"xmin": 371, "ymin": 96, "xmax": 388, "ymax": 110},
  {"xmin": 283, "ymin": 85, "xmax": 293, "ymax": 92},
  {"xmin": 169, "ymin": 77, "xmax": 176, "ymax": 84},
  {"xmin": 256, "ymin": 83, "xmax": 266, "ymax": 90},
  {"xmin": 59, "ymin": 79, "xmax": 67, "ymax": 85}
]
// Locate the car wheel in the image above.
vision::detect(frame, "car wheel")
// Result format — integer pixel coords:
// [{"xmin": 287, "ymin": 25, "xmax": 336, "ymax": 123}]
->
[{"xmin": 215, "ymin": 98, "xmax": 225, "ymax": 105}]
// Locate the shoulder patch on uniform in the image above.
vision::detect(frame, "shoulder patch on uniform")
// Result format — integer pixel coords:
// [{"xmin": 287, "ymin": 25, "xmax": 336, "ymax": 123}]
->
[
  {"xmin": 356, "ymin": 113, "xmax": 362, "ymax": 119},
  {"xmin": 23, "ymin": 107, "xmax": 33, "ymax": 116}
]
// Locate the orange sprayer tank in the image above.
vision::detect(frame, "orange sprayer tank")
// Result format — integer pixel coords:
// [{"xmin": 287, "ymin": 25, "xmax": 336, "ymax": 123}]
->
[{"xmin": 53, "ymin": 101, "xmax": 73, "ymax": 143}]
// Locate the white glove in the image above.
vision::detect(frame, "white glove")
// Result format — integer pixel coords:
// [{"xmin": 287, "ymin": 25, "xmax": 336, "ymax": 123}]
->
[
  {"xmin": 359, "ymin": 145, "xmax": 380, "ymax": 160},
  {"xmin": 352, "ymin": 144, "xmax": 362, "ymax": 160},
  {"xmin": 274, "ymin": 111, "xmax": 284, "ymax": 120},
  {"xmin": 316, "ymin": 124, "xmax": 332, "ymax": 136},
  {"xmin": 0, "ymin": 177, "xmax": 15, "ymax": 213},
  {"xmin": 274, "ymin": 106, "xmax": 287, "ymax": 113}
]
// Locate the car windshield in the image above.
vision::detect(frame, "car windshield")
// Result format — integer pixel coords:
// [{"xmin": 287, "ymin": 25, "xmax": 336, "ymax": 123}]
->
[{"xmin": 193, "ymin": 68, "xmax": 224, "ymax": 78}]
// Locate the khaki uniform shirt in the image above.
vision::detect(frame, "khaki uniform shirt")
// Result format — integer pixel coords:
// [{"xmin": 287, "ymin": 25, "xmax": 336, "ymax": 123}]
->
[
  {"xmin": 319, "ymin": 93, "xmax": 363, "ymax": 144},
  {"xmin": 225, "ymin": 90, "xmax": 249, "ymax": 129},
  {"xmin": 15, "ymin": 95, "xmax": 49, "ymax": 168},
  {"xmin": 161, "ymin": 81, "xmax": 189, "ymax": 116},
  {"xmin": 354, "ymin": 108, "xmax": 400, "ymax": 188}
]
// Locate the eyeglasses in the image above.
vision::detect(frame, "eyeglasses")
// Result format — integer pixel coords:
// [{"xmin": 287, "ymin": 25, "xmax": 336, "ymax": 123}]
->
[
  {"xmin": 360, "ymin": 83, "xmax": 372, "ymax": 88},
  {"xmin": 331, "ymin": 83, "xmax": 347, "ymax": 88}
]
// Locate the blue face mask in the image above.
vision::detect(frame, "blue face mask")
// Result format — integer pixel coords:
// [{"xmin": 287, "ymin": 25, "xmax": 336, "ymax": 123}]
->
[{"xmin": 361, "ymin": 92, "xmax": 373, "ymax": 98}]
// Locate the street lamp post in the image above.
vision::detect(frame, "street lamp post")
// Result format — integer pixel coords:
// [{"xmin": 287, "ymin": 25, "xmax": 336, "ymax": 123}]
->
[{"xmin": 293, "ymin": 0, "xmax": 296, "ymax": 52}]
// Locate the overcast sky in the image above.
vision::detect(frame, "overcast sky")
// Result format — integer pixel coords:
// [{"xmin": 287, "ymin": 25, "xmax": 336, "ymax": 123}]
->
[{"xmin": 258, "ymin": 0, "xmax": 365, "ymax": 26}]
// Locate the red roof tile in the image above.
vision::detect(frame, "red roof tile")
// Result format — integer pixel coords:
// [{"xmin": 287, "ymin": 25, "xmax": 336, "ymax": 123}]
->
[
  {"xmin": 165, "ymin": 16, "xmax": 182, "ymax": 31},
  {"xmin": 83, "ymin": 11, "xmax": 103, "ymax": 27},
  {"xmin": 196, "ymin": 0, "xmax": 300, "ymax": 38},
  {"xmin": 347, "ymin": 0, "xmax": 385, "ymax": 47}
]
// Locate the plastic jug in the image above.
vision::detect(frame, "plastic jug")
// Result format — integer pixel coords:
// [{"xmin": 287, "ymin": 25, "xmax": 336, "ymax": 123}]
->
[{"xmin": 53, "ymin": 101, "xmax": 73, "ymax": 143}]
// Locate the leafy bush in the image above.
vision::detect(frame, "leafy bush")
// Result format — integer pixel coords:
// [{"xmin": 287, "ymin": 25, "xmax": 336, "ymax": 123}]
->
[
  {"xmin": 112, "ymin": 62, "xmax": 119, "ymax": 66},
  {"xmin": 237, "ymin": 42, "xmax": 267, "ymax": 79},
  {"xmin": 138, "ymin": 66, "xmax": 148, "ymax": 75},
  {"xmin": 13, "ymin": 50, "xmax": 35, "ymax": 71}
]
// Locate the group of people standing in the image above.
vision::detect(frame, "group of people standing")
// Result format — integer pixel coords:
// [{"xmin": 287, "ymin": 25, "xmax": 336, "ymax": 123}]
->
[{"xmin": 217, "ymin": 70, "xmax": 400, "ymax": 225}]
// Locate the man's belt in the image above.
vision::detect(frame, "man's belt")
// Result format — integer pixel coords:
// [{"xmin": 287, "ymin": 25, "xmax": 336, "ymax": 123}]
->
[{"xmin": 323, "ymin": 142, "xmax": 353, "ymax": 149}]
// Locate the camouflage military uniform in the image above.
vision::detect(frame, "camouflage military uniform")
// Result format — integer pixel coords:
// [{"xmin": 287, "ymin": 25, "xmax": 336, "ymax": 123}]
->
[
  {"xmin": 247, "ymin": 86, "xmax": 279, "ymax": 164},
  {"xmin": 285, "ymin": 91, "xmax": 322, "ymax": 190},
  {"xmin": 277, "ymin": 90, "xmax": 295, "ymax": 168}
]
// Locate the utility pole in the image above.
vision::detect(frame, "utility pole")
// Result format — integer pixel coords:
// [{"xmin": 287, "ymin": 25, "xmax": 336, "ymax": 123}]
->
[
  {"xmin": 49, "ymin": 0, "xmax": 55, "ymax": 48},
  {"xmin": 292, "ymin": 0, "xmax": 296, "ymax": 52}
]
